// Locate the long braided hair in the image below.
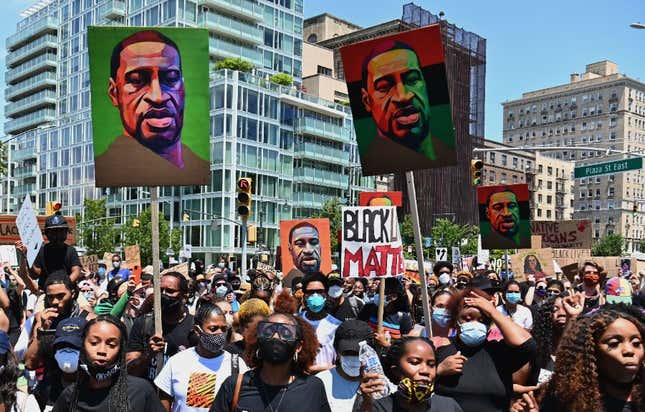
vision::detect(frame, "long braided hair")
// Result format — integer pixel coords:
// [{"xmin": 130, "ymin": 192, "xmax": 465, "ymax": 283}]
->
[
  {"xmin": 540, "ymin": 307, "xmax": 645, "ymax": 412},
  {"xmin": 70, "ymin": 315, "xmax": 129, "ymax": 412},
  {"xmin": 531, "ymin": 296, "xmax": 559, "ymax": 369}
]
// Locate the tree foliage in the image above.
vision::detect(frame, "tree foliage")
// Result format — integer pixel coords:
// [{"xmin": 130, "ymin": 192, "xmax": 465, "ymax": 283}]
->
[
  {"xmin": 592, "ymin": 233, "xmax": 624, "ymax": 256},
  {"xmin": 313, "ymin": 198, "xmax": 342, "ymax": 252},
  {"xmin": 77, "ymin": 198, "xmax": 119, "ymax": 255},
  {"xmin": 123, "ymin": 207, "xmax": 182, "ymax": 266},
  {"xmin": 401, "ymin": 217, "xmax": 479, "ymax": 262},
  {"xmin": 269, "ymin": 73, "xmax": 294, "ymax": 86},
  {"xmin": 213, "ymin": 57, "xmax": 254, "ymax": 72}
]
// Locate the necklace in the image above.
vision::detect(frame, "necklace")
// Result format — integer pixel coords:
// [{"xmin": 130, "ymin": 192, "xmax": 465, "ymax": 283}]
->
[{"xmin": 257, "ymin": 375, "xmax": 292, "ymax": 412}]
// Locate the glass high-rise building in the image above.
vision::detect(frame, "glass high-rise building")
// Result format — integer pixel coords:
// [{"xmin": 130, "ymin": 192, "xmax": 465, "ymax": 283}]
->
[{"xmin": 4, "ymin": 0, "xmax": 373, "ymax": 264}]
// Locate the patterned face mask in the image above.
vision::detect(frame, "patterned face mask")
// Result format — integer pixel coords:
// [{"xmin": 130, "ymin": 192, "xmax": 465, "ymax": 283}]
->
[{"xmin": 397, "ymin": 377, "xmax": 434, "ymax": 403}]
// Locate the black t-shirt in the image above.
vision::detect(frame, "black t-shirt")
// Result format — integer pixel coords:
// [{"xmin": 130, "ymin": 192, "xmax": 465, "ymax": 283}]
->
[
  {"xmin": 32, "ymin": 243, "xmax": 81, "ymax": 290},
  {"xmin": 435, "ymin": 338, "xmax": 537, "ymax": 412},
  {"xmin": 358, "ymin": 303, "xmax": 413, "ymax": 340},
  {"xmin": 126, "ymin": 310, "xmax": 194, "ymax": 381},
  {"xmin": 331, "ymin": 296, "xmax": 364, "ymax": 322},
  {"xmin": 373, "ymin": 393, "xmax": 463, "ymax": 412},
  {"xmin": 539, "ymin": 393, "xmax": 636, "ymax": 412},
  {"xmin": 210, "ymin": 370, "xmax": 331, "ymax": 412},
  {"xmin": 52, "ymin": 375, "xmax": 165, "ymax": 412}
]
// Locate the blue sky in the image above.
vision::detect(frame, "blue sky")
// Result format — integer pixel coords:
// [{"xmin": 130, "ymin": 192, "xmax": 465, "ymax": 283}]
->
[{"xmin": 1, "ymin": 0, "xmax": 644, "ymax": 140}]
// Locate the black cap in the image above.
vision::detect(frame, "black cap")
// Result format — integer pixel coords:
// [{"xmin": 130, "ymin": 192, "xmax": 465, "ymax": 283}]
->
[
  {"xmin": 334, "ymin": 320, "xmax": 372, "ymax": 353},
  {"xmin": 327, "ymin": 273, "xmax": 343, "ymax": 286},
  {"xmin": 53, "ymin": 317, "xmax": 87, "ymax": 349},
  {"xmin": 45, "ymin": 213, "xmax": 68, "ymax": 230},
  {"xmin": 470, "ymin": 275, "xmax": 494, "ymax": 293}
]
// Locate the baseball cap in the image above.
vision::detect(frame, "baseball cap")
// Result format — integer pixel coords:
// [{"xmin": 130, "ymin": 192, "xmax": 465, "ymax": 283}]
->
[
  {"xmin": 53, "ymin": 317, "xmax": 88, "ymax": 349},
  {"xmin": 470, "ymin": 276, "xmax": 494, "ymax": 294},
  {"xmin": 327, "ymin": 272, "xmax": 343, "ymax": 287},
  {"xmin": 605, "ymin": 277, "xmax": 632, "ymax": 305},
  {"xmin": 334, "ymin": 320, "xmax": 373, "ymax": 353},
  {"xmin": 45, "ymin": 213, "xmax": 69, "ymax": 229},
  {"xmin": 0, "ymin": 330, "xmax": 10, "ymax": 355}
]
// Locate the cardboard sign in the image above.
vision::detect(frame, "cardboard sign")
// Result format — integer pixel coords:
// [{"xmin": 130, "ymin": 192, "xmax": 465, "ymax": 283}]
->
[
  {"xmin": 0, "ymin": 245, "xmax": 18, "ymax": 267},
  {"xmin": 279, "ymin": 219, "xmax": 332, "ymax": 287},
  {"xmin": 0, "ymin": 215, "xmax": 77, "ymax": 245},
  {"xmin": 79, "ymin": 254, "xmax": 99, "ymax": 273},
  {"xmin": 530, "ymin": 220, "xmax": 592, "ymax": 249},
  {"xmin": 256, "ymin": 262, "xmax": 277, "ymax": 278},
  {"xmin": 478, "ymin": 184, "xmax": 532, "ymax": 250},
  {"xmin": 124, "ymin": 245, "xmax": 141, "ymax": 269},
  {"xmin": 560, "ymin": 263, "xmax": 579, "ymax": 282},
  {"xmin": 88, "ymin": 27, "xmax": 210, "ymax": 187},
  {"xmin": 103, "ymin": 252, "xmax": 114, "ymax": 264},
  {"xmin": 341, "ymin": 206, "xmax": 404, "ymax": 278},
  {"xmin": 359, "ymin": 192, "xmax": 403, "ymax": 207},
  {"xmin": 510, "ymin": 248, "xmax": 555, "ymax": 282},
  {"xmin": 339, "ymin": 24, "xmax": 456, "ymax": 175},
  {"xmin": 578, "ymin": 257, "xmax": 636, "ymax": 278},
  {"xmin": 161, "ymin": 262, "xmax": 189, "ymax": 280},
  {"xmin": 16, "ymin": 196, "xmax": 43, "ymax": 267}
]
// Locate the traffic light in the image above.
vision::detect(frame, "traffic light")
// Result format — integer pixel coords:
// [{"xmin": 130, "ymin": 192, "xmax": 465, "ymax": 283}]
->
[
  {"xmin": 633, "ymin": 203, "xmax": 638, "ymax": 218},
  {"xmin": 46, "ymin": 201, "xmax": 62, "ymax": 216},
  {"xmin": 237, "ymin": 177, "xmax": 252, "ymax": 220},
  {"xmin": 471, "ymin": 159, "xmax": 483, "ymax": 186}
]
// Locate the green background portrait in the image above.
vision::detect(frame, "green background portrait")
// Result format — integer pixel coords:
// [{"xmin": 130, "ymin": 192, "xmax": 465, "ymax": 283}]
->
[{"xmin": 88, "ymin": 26, "xmax": 209, "ymax": 162}]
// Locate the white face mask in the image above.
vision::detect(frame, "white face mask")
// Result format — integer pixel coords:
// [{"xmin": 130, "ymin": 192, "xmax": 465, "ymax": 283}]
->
[
  {"xmin": 340, "ymin": 355, "xmax": 361, "ymax": 377},
  {"xmin": 112, "ymin": 261, "xmax": 120, "ymax": 269},
  {"xmin": 329, "ymin": 285, "xmax": 343, "ymax": 299},
  {"xmin": 439, "ymin": 273, "xmax": 451, "ymax": 285},
  {"xmin": 55, "ymin": 348, "xmax": 80, "ymax": 374}
]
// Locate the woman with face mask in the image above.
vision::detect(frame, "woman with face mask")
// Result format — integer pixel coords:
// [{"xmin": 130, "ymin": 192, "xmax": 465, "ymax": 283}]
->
[
  {"xmin": 210, "ymin": 312, "xmax": 332, "ymax": 412},
  {"xmin": 434, "ymin": 288, "xmax": 537, "ymax": 412},
  {"xmin": 365, "ymin": 337, "xmax": 462, "ymax": 412},
  {"xmin": 52, "ymin": 315, "xmax": 165, "ymax": 412},
  {"xmin": 496, "ymin": 280, "xmax": 533, "ymax": 330},
  {"xmin": 578, "ymin": 261, "xmax": 606, "ymax": 312},
  {"xmin": 416, "ymin": 289, "xmax": 455, "ymax": 349},
  {"xmin": 155, "ymin": 303, "xmax": 248, "ymax": 412}
]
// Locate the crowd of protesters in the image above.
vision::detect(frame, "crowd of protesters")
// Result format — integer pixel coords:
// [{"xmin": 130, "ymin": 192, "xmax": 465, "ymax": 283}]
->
[{"xmin": 0, "ymin": 214, "xmax": 643, "ymax": 411}]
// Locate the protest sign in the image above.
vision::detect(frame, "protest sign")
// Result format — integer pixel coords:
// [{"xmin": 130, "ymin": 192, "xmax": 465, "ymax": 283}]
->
[
  {"xmin": 279, "ymin": 219, "xmax": 331, "ymax": 288},
  {"xmin": 552, "ymin": 248, "xmax": 592, "ymax": 267},
  {"xmin": 341, "ymin": 206, "xmax": 405, "ymax": 278},
  {"xmin": 579, "ymin": 257, "xmax": 635, "ymax": 278},
  {"xmin": 0, "ymin": 215, "xmax": 77, "ymax": 245},
  {"xmin": 451, "ymin": 247, "xmax": 461, "ymax": 264},
  {"xmin": 510, "ymin": 248, "xmax": 554, "ymax": 282},
  {"xmin": 124, "ymin": 245, "xmax": 141, "ymax": 269},
  {"xmin": 161, "ymin": 262, "xmax": 189, "ymax": 280},
  {"xmin": 478, "ymin": 184, "xmax": 531, "ymax": 249},
  {"xmin": 16, "ymin": 196, "xmax": 43, "ymax": 267},
  {"xmin": 530, "ymin": 220, "xmax": 592, "ymax": 249},
  {"xmin": 339, "ymin": 25, "xmax": 456, "ymax": 175},
  {"xmin": 103, "ymin": 252, "xmax": 114, "ymax": 264},
  {"xmin": 79, "ymin": 254, "xmax": 99, "ymax": 273},
  {"xmin": 88, "ymin": 26, "xmax": 210, "ymax": 187},
  {"xmin": 0, "ymin": 246, "xmax": 18, "ymax": 267},
  {"xmin": 359, "ymin": 192, "xmax": 403, "ymax": 207}
]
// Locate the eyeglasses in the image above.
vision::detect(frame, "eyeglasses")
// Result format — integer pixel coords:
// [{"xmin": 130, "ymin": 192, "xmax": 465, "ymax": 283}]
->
[
  {"xmin": 546, "ymin": 289, "xmax": 560, "ymax": 297},
  {"xmin": 257, "ymin": 321, "xmax": 300, "ymax": 342}
]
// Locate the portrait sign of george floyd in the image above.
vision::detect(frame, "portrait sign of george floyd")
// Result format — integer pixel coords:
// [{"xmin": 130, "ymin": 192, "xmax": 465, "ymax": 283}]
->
[
  {"xmin": 88, "ymin": 27, "xmax": 210, "ymax": 187},
  {"xmin": 341, "ymin": 206, "xmax": 405, "ymax": 278},
  {"xmin": 477, "ymin": 184, "xmax": 532, "ymax": 250},
  {"xmin": 279, "ymin": 219, "xmax": 332, "ymax": 288},
  {"xmin": 339, "ymin": 24, "xmax": 456, "ymax": 175}
]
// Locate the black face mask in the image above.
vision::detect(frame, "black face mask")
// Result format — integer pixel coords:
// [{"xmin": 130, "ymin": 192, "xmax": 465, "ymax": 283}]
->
[
  {"xmin": 258, "ymin": 338, "xmax": 297, "ymax": 364},
  {"xmin": 79, "ymin": 352, "xmax": 120, "ymax": 382},
  {"xmin": 161, "ymin": 294, "xmax": 182, "ymax": 313}
]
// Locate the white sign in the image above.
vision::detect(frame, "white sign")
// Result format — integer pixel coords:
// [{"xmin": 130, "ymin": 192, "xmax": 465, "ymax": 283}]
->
[
  {"xmin": 0, "ymin": 246, "xmax": 18, "ymax": 266},
  {"xmin": 451, "ymin": 247, "xmax": 461, "ymax": 264},
  {"xmin": 341, "ymin": 206, "xmax": 404, "ymax": 278},
  {"xmin": 183, "ymin": 244, "xmax": 192, "ymax": 259},
  {"xmin": 477, "ymin": 235, "xmax": 490, "ymax": 266},
  {"xmin": 16, "ymin": 196, "xmax": 43, "ymax": 267},
  {"xmin": 435, "ymin": 248, "xmax": 447, "ymax": 261}
]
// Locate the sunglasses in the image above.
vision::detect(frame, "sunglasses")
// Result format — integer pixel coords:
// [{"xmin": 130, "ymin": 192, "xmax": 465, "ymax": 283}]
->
[{"xmin": 257, "ymin": 321, "xmax": 300, "ymax": 342}]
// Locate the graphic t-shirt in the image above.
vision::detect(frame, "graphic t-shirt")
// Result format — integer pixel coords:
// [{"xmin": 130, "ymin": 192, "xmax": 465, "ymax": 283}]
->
[{"xmin": 155, "ymin": 348, "xmax": 248, "ymax": 412}]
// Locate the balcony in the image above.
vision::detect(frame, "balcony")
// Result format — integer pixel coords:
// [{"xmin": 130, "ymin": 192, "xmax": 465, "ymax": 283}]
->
[
  {"xmin": 208, "ymin": 37, "xmax": 262, "ymax": 66},
  {"xmin": 5, "ymin": 53, "xmax": 57, "ymax": 84},
  {"xmin": 294, "ymin": 142, "xmax": 350, "ymax": 166},
  {"xmin": 198, "ymin": 0, "xmax": 263, "ymax": 22},
  {"xmin": 4, "ymin": 108, "xmax": 56, "ymax": 135},
  {"xmin": 5, "ymin": 71, "xmax": 57, "ymax": 101},
  {"xmin": 14, "ymin": 164, "xmax": 37, "ymax": 179},
  {"xmin": 292, "ymin": 193, "xmax": 332, "ymax": 208},
  {"xmin": 6, "ymin": 16, "xmax": 58, "ymax": 51},
  {"xmin": 199, "ymin": 12, "xmax": 263, "ymax": 45},
  {"xmin": 100, "ymin": 0, "xmax": 126, "ymax": 19},
  {"xmin": 6, "ymin": 34, "xmax": 57, "ymax": 68},
  {"xmin": 294, "ymin": 118, "xmax": 350, "ymax": 143},
  {"xmin": 293, "ymin": 168, "xmax": 348, "ymax": 189},
  {"xmin": 5, "ymin": 90, "xmax": 57, "ymax": 117},
  {"xmin": 12, "ymin": 147, "xmax": 37, "ymax": 161},
  {"xmin": 14, "ymin": 183, "xmax": 37, "ymax": 199}
]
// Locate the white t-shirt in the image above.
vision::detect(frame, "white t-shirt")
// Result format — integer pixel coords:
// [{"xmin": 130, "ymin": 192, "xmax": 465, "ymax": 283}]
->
[
  {"xmin": 302, "ymin": 312, "xmax": 342, "ymax": 367},
  {"xmin": 497, "ymin": 304, "xmax": 533, "ymax": 330},
  {"xmin": 11, "ymin": 391, "xmax": 40, "ymax": 412},
  {"xmin": 154, "ymin": 348, "xmax": 248, "ymax": 412},
  {"xmin": 317, "ymin": 367, "xmax": 360, "ymax": 410}
]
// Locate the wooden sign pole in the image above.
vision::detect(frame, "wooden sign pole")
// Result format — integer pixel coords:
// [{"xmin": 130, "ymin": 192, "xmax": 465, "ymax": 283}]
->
[{"xmin": 151, "ymin": 187, "xmax": 164, "ymax": 376}]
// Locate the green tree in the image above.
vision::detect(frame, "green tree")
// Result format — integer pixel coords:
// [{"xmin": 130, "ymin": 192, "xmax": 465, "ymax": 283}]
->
[
  {"xmin": 313, "ymin": 198, "xmax": 342, "ymax": 251},
  {"xmin": 123, "ymin": 208, "xmax": 181, "ymax": 266},
  {"xmin": 77, "ymin": 198, "xmax": 119, "ymax": 255},
  {"xmin": 639, "ymin": 238, "xmax": 645, "ymax": 253},
  {"xmin": 429, "ymin": 218, "xmax": 479, "ymax": 261},
  {"xmin": 213, "ymin": 58, "xmax": 254, "ymax": 72},
  {"xmin": 269, "ymin": 73, "xmax": 293, "ymax": 86},
  {"xmin": 0, "ymin": 144, "xmax": 7, "ymax": 177},
  {"xmin": 592, "ymin": 233, "xmax": 624, "ymax": 256}
]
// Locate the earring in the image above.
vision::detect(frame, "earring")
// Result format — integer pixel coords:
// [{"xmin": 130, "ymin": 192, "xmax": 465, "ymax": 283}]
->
[
  {"xmin": 293, "ymin": 351, "xmax": 298, "ymax": 363},
  {"xmin": 256, "ymin": 348, "xmax": 262, "ymax": 359}
]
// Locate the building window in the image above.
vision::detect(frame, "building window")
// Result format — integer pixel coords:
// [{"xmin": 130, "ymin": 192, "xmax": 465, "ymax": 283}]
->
[
  {"xmin": 316, "ymin": 65, "xmax": 332, "ymax": 76},
  {"xmin": 546, "ymin": 210, "xmax": 552, "ymax": 219},
  {"xmin": 307, "ymin": 33, "xmax": 318, "ymax": 43},
  {"xmin": 537, "ymin": 209, "xmax": 542, "ymax": 217},
  {"xmin": 547, "ymin": 181, "xmax": 553, "ymax": 190},
  {"xmin": 547, "ymin": 195, "xmax": 552, "ymax": 204}
]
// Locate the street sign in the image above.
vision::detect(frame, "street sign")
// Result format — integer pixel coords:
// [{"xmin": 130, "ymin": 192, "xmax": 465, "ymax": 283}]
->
[
  {"xmin": 574, "ymin": 158, "xmax": 643, "ymax": 178},
  {"xmin": 423, "ymin": 237, "xmax": 432, "ymax": 248},
  {"xmin": 435, "ymin": 248, "xmax": 447, "ymax": 261}
]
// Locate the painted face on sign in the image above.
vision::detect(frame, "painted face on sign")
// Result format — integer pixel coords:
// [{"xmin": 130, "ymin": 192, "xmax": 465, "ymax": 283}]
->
[
  {"xmin": 109, "ymin": 40, "xmax": 185, "ymax": 155},
  {"xmin": 289, "ymin": 225, "xmax": 321, "ymax": 274},
  {"xmin": 367, "ymin": 196, "xmax": 393, "ymax": 206},
  {"xmin": 486, "ymin": 191, "xmax": 520, "ymax": 236},
  {"xmin": 361, "ymin": 48, "xmax": 431, "ymax": 152}
]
